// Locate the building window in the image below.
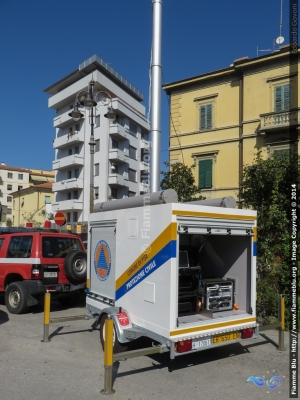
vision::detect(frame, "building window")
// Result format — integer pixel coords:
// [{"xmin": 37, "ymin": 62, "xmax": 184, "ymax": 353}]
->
[
  {"xmin": 129, "ymin": 122, "xmax": 138, "ymax": 137},
  {"xmin": 129, "ymin": 168, "xmax": 137, "ymax": 182},
  {"xmin": 95, "ymin": 139, "xmax": 100, "ymax": 152},
  {"xmin": 198, "ymin": 159, "xmax": 213, "ymax": 189},
  {"xmin": 94, "ymin": 163, "xmax": 99, "ymax": 176},
  {"xmin": 7, "ymin": 208, "xmax": 12, "ymax": 215},
  {"xmin": 7, "ymin": 172, "xmax": 13, "ymax": 179},
  {"xmin": 67, "ymin": 192, "xmax": 71, "ymax": 200},
  {"xmin": 73, "ymin": 190, "xmax": 78, "ymax": 200},
  {"xmin": 74, "ymin": 169, "xmax": 79, "ymax": 178},
  {"xmin": 95, "ymin": 115, "xmax": 100, "ymax": 128},
  {"xmin": 7, "ymin": 196, "xmax": 12, "ymax": 202},
  {"xmin": 68, "ymin": 170, "xmax": 72, "ymax": 179},
  {"xmin": 74, "ymin": 146, "xmax": 79, "ymax": 154},
  {"xmin": 75, "ymin": 123, "xmax": 80, "ymax": 131},
  {"xmin": 7, "ymin": 184, "xmax": 12, "ymax": 191},
  {"xmin": 73, "ymin": 212, "xmax": 78, "ymax": 222},
  {"xmin": 112, "ymin": 139, "xmax": 119, "ymax": 149},
  {"xmin": 18, "ymin": 185, "xmax": 22, "ymax": 191},
  {"xmin": 199, "ymin": 104, "xmax": 213, "ymax": 131},
  {"xmin": 18, "ymin": 174, "xmax": 23, "ymax": 180},
  {"xmin": 45, "ymin": 196, "xmax": 51, "ymax": 204},
  {"xmin": 94, "ymin": 187, "xmax": 99, "ymax": 199},
  {"xmin": 129, "ymin": 146, "xmax": 137, "ymax": 159},
  {"xmin": 67, "ymin": 212, "xmax": 71, "ymax": 222},
  {"xmin": 111, "ymin": 188, "xmax": 118, "ymax": 199},
  {"xmin": 68, "ymin": 148, "xmax": 72, "ymax": 156},
  {"xmin": 274, "ymin": 84, "xmax": 290, "ymax": 111}
]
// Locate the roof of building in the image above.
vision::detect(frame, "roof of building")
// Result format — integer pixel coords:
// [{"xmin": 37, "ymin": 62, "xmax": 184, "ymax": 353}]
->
[
  {"xmin": 163, "ymin": 44, "xmax": 299, "ymax": 93},
  {"xmin": 11, "ymin": 182, "xmax": 53, "ymax": 196},
  {"xmin": 44, "ymin": 54, "xmax": 144, "ymax": 102},
  {"xmin": 0, "ymin": 165, "xmax": 29, "ymax": 173}
]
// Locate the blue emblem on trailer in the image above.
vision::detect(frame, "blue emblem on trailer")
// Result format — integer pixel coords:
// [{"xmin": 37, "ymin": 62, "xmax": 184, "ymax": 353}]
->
[{"xmin": 94, "ymin": 240, "xmax": 111, "ymax": 281}]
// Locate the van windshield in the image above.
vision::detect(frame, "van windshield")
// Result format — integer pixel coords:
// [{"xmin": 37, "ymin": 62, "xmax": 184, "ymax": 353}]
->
[{"xmin": 42, "ymin": 237, "xmax": 83, "ymax": 258}]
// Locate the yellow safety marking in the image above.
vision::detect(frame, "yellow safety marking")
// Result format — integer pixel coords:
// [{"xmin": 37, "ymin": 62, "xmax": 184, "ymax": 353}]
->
[
  {"xmin": 44, "ymin": 293, "xmax": 51, "ymax": 325},
  {"xmin": 172, "ymin": 210, "xmax": 257, "ymax": 221},
  {"xmin": 86, "ymin": 278, "xmax": 90, "ymax": 289},
  {"xmin": 253, "ymin": 227, "xmax": 257, "ymax": 241},
  {"xmin": 115, "ymin": 222, "xmax": 177, "ymax": 290},
  {"xmin": 170, "ymin": 317, "xmax": 257, "ymax": 336},
  {"xmin": 104, "ymin": 319, "xmax": 113, "ymax": 366}
]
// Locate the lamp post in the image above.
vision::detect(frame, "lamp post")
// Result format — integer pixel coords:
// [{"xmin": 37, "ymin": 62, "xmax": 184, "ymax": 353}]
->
[{"xmin": 68, "ymin": 80, "xmax": 117, "ymax": 215}]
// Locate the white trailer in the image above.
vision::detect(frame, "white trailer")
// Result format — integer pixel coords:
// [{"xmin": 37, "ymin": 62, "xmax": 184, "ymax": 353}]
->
[{"xmin": 86, "ymin": 193, "xmax": 258, "ymax": 359}]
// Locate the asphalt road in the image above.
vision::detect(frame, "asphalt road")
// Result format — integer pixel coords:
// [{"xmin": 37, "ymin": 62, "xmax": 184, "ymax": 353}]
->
[{"xmin": 0, "ymin": 296, "xmax": 295, "ymax": 400}]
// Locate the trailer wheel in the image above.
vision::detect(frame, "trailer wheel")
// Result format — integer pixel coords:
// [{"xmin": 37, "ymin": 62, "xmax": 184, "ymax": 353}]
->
[
  {"xmin": 5, "ymin": 282, "xmax": 29, "ymax": 314},
  {"xmin": 64, "ymin": 250, "xmax": 87, "ymax": 284},
  {"xmin": 100, "ymin": 315, "xmax": 128, "ymax": 353}
]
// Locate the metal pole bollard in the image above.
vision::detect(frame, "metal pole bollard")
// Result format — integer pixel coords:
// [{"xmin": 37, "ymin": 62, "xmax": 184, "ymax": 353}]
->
[
  {"xmin": 277, "ymin": 295, "xmax": 286, "ymax": 351},
  {"xmin": 41, "ymin": 292, "xmax": 51, "ymax": 342},
  {"xmin": 101, "ymin": 315, "xmax": 115, "ymax": 395}
]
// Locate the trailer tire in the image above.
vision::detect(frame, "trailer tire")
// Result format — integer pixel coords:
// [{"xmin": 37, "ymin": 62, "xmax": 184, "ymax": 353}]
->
[
  {"xmin": 100, "ymin": 315, "xmax": 128, "ymax": 353},
  {"xmin": 64, "ymin": 250, "xmax": 87, "ymax": 284},
  {"xmin": 5, "ymin": 282, "xmax": 29, "ymax": 314}
]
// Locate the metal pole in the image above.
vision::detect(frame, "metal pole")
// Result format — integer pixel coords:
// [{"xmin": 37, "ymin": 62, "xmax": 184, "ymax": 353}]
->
[
  {"xmin": 89, "ymin": 81, "xmax": 95, "ymax": 213},
  {"xmin": 150, "ymin": 0, "xmax": 163, "ymax": 193},
  {"xmin": 101, "ymin": 315, "xmax": 115, "ymax": 395},
  {"xmin": 41, "ymin": 292, "xmax": 51, "ymax": 342},
  {"xmin": 277, "ymin": 294, "xmax": 286, "ymax": 351}
]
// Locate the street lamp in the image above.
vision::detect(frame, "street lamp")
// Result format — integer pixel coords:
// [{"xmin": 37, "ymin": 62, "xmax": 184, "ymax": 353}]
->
[{"xmin": 68, "ymin": 80, "xmax": 117, "ymax": 214}]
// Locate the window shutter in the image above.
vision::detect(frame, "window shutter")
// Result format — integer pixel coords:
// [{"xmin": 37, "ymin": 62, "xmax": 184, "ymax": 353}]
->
[
  {"xmin": 283, "ymin": 84, "xmax": 290, "ymax": 110},
  {"xmin": 206, "ymin": 104, "xmax": 213, "ymax": 129},
  {"xmin": 200, "ymin": 106, "xmax": 206, "ymax": 130},
  {"xmin": 274, "ymin": 86, "xmax": 282, "ymax": 111},
  {"xmin": 198, "ymin": 159, "xmax": 213, "ymax": 189}
]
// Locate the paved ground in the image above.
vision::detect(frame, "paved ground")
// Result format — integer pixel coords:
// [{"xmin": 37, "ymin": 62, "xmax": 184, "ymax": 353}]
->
[{"xmin": 0, "ymin": 297, "xmax": 295, "ymax": 400}]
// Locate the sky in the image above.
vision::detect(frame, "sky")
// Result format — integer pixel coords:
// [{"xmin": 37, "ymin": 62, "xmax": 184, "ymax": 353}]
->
[{"xmin": 0, "ymin": 0, "xmax": 293, "ymax": 172}]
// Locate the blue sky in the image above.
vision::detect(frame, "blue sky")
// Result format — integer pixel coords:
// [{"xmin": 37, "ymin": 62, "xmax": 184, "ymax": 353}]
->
[{"xmin": 0, "ymin": 0, "xmax": 292, "ymax": 172}]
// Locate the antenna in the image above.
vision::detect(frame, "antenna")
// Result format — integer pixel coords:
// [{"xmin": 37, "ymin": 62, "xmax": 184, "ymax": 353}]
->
[{"xmin": 257, "ymin": 0, "xmax": 284, "ymax": 56}]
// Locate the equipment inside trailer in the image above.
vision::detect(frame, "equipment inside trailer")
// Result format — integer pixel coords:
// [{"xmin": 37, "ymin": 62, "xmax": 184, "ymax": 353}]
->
[{"xmin": 177, "ymin": 232, "xmax": 252, "ymax": 323}]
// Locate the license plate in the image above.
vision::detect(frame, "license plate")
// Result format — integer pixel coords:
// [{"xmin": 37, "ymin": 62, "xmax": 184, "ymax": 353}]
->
[
  {"xmin": 44, "ymin": 272, "xmax": 57, "ymax": 278},
  {"xmin": 192, "ymin": 338, "xmax": 211, "ymax": 349},
  {"xmin": 212, "ymin": 331, "xmax": 241, "ymax": 344}
]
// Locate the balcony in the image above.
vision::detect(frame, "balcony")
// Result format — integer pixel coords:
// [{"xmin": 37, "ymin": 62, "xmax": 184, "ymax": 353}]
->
[
  {"xmin": 53, "ymin": 109, "xmax": 84, "ymax": 128},
  {"xmin": 52, "ymin": 178, "xmax": 84, "ymax": 193},
  {"xmin": 140, "ymin": 182, "xmax": 150, "ymax": 193},
  {"xmin": 52, "ymin": 199, "xmax": 83, "ymax": 212},
  {"xmin": 140, "ymin": 161, "xmax": 150, "ymax": 173},
  {"xmin": 260, "ymin": 108, "xmax": 300, "ymax": 135},
  {"xmin": 52, "ymin": 154, "xmax": 84, "ymax": 171},
  {"xmin": 140, "ymin": 139, "xmax": 150, "ymax": 152},
  {"xmin": 53, "ymin": 131, "xmax": 85, "ymax": 150},
  {"xmin": 109, "ymin": 123, "xmax": 129, "ymax": 141},
  {"xmin": 108, "ymin": 149, "xmax": 128, "ymax": 164},
  {"xmin": 108, "ymin": 172, "xmax": 128, "ymax": 187}
]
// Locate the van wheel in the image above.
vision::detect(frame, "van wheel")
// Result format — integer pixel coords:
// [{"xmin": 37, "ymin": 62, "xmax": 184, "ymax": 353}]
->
[
  {"xmin": 100, "ymin": 315, "xmax": 128, "ymax": 353},
  {"xmin": 64, "ymin": 250, "xmax": 87, "ymax": 284},
  {"xmin": 5, "ymin": 282, "xmax": 29, "ymax": 314}
]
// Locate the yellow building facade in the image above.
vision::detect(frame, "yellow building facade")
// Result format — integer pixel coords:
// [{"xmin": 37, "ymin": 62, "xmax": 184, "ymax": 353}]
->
[
  {"xmin": 163, "ymin": 46, "xmax": 299, "ymax": 201},
  {"xmin": 12, "ymin": 183, "xmax": 54, "ymax": 227}
]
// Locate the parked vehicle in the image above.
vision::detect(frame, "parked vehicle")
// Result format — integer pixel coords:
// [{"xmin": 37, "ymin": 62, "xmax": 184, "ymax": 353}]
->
[
  {"xmin": 0, "ymin": 230, "xmax": 87, "ymax": 314},
  {"xmin": 86, "ymin": 192, "xmax": 258, "ymax": 358}
]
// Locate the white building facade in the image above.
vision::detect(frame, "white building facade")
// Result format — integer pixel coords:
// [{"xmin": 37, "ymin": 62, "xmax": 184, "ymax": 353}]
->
[{"xmin": 44, "ymin": 55, "xmax": 150, "ymax": 227}]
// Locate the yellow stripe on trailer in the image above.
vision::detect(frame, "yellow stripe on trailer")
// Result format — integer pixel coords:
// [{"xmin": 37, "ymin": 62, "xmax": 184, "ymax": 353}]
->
[{"xmin": 172, "ymin": 210, "xmax": 257, "ymax": 220}]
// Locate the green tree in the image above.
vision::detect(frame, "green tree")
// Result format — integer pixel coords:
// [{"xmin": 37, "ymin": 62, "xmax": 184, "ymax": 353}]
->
[
  {"xmin": 6, "ymin": 218, "xmax": 12, "ymax": 227},
  {"xmin": 240, "ymin": 150, "xmax": 299, "ymax": 328},
  {"xmin": 160, "ymin": 161, "xmax": 204, "ymax": 202},
  {"xmin": 21, "ymin": 212, "xmax": 43, "ymax": 228}
]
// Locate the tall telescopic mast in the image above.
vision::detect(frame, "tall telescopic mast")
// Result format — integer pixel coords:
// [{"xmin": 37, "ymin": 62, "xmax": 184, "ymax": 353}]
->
[{"xmin": 150, "ymin": 0, "xmax": 162, "ymax": 193}]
